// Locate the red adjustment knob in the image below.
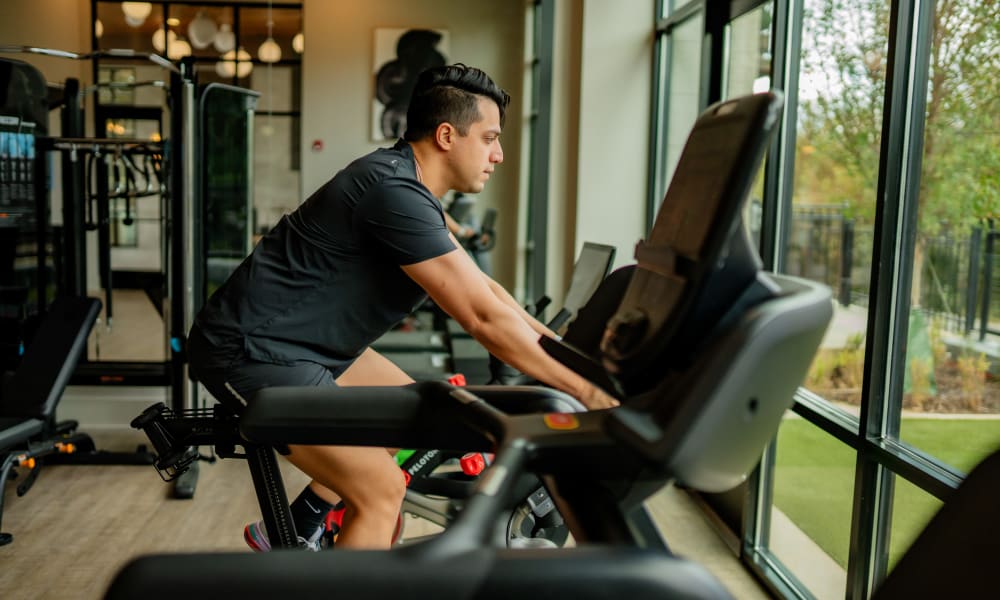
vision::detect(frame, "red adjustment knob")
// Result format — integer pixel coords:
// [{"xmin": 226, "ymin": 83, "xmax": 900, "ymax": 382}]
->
[
  {"xmin": 401, "ymin": 469, "xmax": 412, "ymax": 486},
  {"xmin": 326, "ymin": 503, "xmax": 347, "ymax": 530},
  {"xmin": 460, "ymin": 452, "xmax": 486, "ymax": 476},
  {"xmin": 447, "ymin": 373, "xmax": 467, "ymax": 387}
]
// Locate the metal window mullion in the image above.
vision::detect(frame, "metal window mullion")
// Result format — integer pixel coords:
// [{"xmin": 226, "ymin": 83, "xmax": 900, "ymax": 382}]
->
[
  {"xmin": 742, "ymin": 6, "xmax": 807, "ymax": 592},
  {"xmin": 657, "ymin": 0, "xmax": 704, "ymax": 32},
  {"xmin": 647, "ymin": 0, "xmax": 666, "ymax": 231},
  {"xmin": 730, "ymin": 0, "xmax": 773, "ymax": 21},
  {"xmin": 846, "ymin": 0, "xmax": 927, "ymax": 597},
  {"xmin": 526, "ymin": 0, "xmax": 553, "ymax": 305},
  {"xmin": 743, "ymin": 2, "xmax": 806, "ymax": 593},
  {"xmin": 883, "ymin": 0, "xmax": 935, "ymax": 440},
  {"xmin": 791, "ymin": 388, "xmax": 863, "ymax": 447},
  {"xmin": 873, "ymin": 0, "xmax": 935, "ymax": 591},
  {"xmin": 747, "ymin": 546, "xmax": 816, "ymax": 600},
  {"xmin": 701, "ymin": 2, "xmax": 726, "ymax": 107},
  {"xmin": 743, "ymin": 440, "xmax": 776, "ymax": 555},
  {"xmin": 647, "ymin": 28, "xmax": 669, "ymax": 231},
  {"xmin": 759, "ymin": 0, "xmax": 801, "ymax": 272},
  {"xmin": 866, "ymin": 437, "xmax": 963, "ymax": 500}
]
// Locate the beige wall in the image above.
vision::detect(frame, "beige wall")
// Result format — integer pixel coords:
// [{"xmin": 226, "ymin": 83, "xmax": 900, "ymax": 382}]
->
[
  {"xmin": 575, "ymin": 0, "xmax": 653, "ymax": 276},
  {"xmin": 542, "ymin": 0, "xmax": 584, "ymax": 306},
  {"xmin": 0, "ymin": 0, "xmax": 92, "ymax": 106},
  {"xmin": 301, "ymin": 0, "xmax": 524, "ymax": 288},
  {"xmin": 539, "ymin": 0, "xmax": 652, "ymax": 308}
]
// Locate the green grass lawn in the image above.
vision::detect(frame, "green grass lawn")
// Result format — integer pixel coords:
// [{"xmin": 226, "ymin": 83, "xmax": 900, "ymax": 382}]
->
[{"xmin": 773, "ymin": 418, "xmax": 1000, "ymax": 569}]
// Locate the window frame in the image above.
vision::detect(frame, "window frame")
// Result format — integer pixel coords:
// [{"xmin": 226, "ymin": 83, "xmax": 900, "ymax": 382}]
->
[{"xmin": 648, "ymin": 0, "xmax": 976, "ymax": 597}]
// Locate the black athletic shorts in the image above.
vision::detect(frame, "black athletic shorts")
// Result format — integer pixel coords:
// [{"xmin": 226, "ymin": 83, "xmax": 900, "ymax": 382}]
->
[{"xmin": 187, "ymin": 325, "xmax": 339, "ymax": 415}]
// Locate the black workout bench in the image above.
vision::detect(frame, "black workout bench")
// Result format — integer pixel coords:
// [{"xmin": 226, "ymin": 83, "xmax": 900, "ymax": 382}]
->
[{"xmin": 0, "ymin": 295, "xmax": 101, "ymax": 546}]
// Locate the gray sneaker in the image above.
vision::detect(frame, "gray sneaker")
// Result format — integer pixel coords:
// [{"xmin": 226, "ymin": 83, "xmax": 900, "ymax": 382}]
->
[{"xmin": 243, "ymin": 520, "xmax": 323, "ymax": 552}]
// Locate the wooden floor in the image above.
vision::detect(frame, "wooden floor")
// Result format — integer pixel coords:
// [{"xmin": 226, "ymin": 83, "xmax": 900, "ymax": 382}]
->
[
  {"xmin": 86, "ymin": 289, "xmax": 166, "ymax": 363},
  {"xmin": 0, "ymin": 428, "xmax": 769, "ymax": 600}
]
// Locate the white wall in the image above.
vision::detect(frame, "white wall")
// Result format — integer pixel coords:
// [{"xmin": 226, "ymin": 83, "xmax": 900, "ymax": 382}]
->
[
  {"xmin": 574, "ymin": 0, "xmax": 653, "ymax": 273},
  {"xmin": 302, "ymin": 0, "xmax": 524, "ymax": 287},
  {"xmin": 528, "ymin": 0, "xmax": 654, "ymax": 309},
  {"xmin": 542, "ymin": 0, "xmax": 584, "ymax": 306}
]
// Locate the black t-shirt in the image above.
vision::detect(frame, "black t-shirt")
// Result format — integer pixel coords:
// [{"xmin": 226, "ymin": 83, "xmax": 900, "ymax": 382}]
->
[{"xmin": 192, "ymin": 140, "xmax": 456, "ymax": 374}]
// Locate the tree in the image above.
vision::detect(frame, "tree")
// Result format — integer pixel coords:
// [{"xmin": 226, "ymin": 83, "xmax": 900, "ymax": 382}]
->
[{"xmin": 794, "ymin": 0, "xmax": 1000, "ymax": 307}]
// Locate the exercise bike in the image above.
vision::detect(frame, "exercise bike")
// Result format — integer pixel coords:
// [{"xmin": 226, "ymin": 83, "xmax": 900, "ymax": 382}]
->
[
  {"xmin": 394, "ymin": 241, "xmax": 619, "ymax": 547},
  {"xmin": 132, "ymin": 241, "xmax": 619, "ymax": 550},
  {"xmin": 132, "ymin": 309, "xmax": 613, "ymax": 550}
]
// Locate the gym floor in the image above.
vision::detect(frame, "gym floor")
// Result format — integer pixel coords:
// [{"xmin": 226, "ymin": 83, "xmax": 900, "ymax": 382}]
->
[{"xmin": 0, "ymin": 428, "xmax": 769, "ymax": 599}]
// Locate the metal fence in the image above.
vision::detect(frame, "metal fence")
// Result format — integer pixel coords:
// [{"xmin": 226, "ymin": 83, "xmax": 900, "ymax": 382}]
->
[
  {"xmin": 785, "ymin": 204, "xmax": 864, "ymax": 307},
  {"xmin": 785, "ymin": 207, "xmax": 1000, "ymax": 338}
]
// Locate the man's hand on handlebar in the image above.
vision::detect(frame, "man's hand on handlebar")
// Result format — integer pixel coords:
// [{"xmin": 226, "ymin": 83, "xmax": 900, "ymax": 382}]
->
[{"xmin": 579, "ymin": 383, "xmax": 620, "ymax": 410}]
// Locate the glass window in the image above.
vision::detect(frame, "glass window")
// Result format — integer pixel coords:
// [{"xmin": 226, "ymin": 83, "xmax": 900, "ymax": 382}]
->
[
  {"xmin": 164, "ymin": 4, "xmax": 236, "ymax": 60},
  {"xmin": 723, "ymin": 3, "xmax": 773, "ymax": 247},
  {"xmin": 897, "ymin": 0, "xmax": 1000, "ymax": 465},
  {"xmin": 239, "ymin": 6, "xmax": 302, "ymax": 70},
  {"xmin": 886, "ymin": 474, "xmax": 943, "ymax": 572},
  {"xmin": 658, "ymin": 13, "xmax": 704, "ymax": 206},
  {"xmin": 253, "ymin": 114, "xmax": 301, "ymax": 235},
  {"xmin": 663, "ymin": 0, "xmax": 698, "ymax": 19},
  {"xmin": 97, "ymin": 66, "xmax": 136, "ymax": 105},
  {"xmin": 723, "ymin": 4, "xmax": 772, "ymax": 98},
  {"xmin": 770, "ymin": 416, "xmax": 854, "ymax": 599},
  {"xmin": 786, "ymin": 0, "xmax": 891, "ymax": 420},
  {"xmin": 249, "ymin": 65, "xmax": 299, "ymax": 113},
  {"xmin": 95, "ymin": 1, "xmax": 163, "ymax": 53}
]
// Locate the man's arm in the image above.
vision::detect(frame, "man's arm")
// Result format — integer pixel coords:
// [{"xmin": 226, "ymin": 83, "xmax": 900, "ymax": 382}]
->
[
  {"xmin": 480, "ymin": 272, "xmax": 554, "ymax": 339},
  {"xmin": 402, "ymin": 246, "xmax": 618, "ymax": 409},
  {"xmin": 443, "ymin": 229, "xmax": 552, "ymax": 338}
]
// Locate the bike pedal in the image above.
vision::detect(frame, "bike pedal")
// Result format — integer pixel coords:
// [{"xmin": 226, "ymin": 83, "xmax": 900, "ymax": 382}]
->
[{"xmin": 527, "ymin": 488, "xmax": 556, "ymax": 518}]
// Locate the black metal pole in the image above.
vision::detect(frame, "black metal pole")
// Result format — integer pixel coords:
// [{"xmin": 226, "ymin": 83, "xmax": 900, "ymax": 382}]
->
[
  {"xmin": 965, "ymin": 226, "xmax": 981, "ymax": 335},
  {"xmin": 96, "ymin": 153, "xmax": 111, "ymax": 322},
  {"xmin": 841, "ymin": 219, "xmax": 855, "ymax": 306},
  {"xmin": 59, "ymin": 78, "xmax": 86, "ymax": 297},
  {"xmin": 32, "ymin": 134, "xmax": 47, "ymax": 311},
  {"xmin": 980, "ymin": 224, "xmax": 993, "ymax": 342},
  {"xmin": 169, "ymin": 67, "xmax": 186, "ymax": 412}
]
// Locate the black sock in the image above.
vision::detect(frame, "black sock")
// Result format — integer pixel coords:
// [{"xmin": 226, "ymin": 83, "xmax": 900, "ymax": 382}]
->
[{"xmin": 289, "ymin": 486, "xmax": 335, "ymax": 540}]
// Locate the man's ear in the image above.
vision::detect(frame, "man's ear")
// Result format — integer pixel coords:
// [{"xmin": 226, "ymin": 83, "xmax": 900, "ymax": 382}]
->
[{"xmin": 434, "ymin": 122, "xmax": 456, "ymax": 150}]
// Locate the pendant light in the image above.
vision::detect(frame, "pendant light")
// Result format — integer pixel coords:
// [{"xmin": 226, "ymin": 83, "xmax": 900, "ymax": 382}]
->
[
  {"xmin": 188, "ymin": 10, "xmax": 218, "ymax": 50},
  {"xmin": 121, "ymin": 2, "xmax": 153, "ymax": 27},
  {"xmin": 258, "ymin": 5, "xmax": 281, "ymax": 64},
  {"xmin": 214, "ymin": 23, "xmax": 236, "ymax": 53}
]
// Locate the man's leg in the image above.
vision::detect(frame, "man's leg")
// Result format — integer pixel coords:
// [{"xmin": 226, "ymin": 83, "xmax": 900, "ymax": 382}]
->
[
  {"xmin": 291, "ymin": 347, "xmax": 414, "ymax": 548},
  {"xmin": 336, "ymin": 347, "xmax": 415, "ymax": 387},
  {"xmin": 197, "ymin": 343, "xmax": 413, "ymax": 549},
  {"xmin": 285, "ymin": 444, "xmax": 406, "ymax": 549}
]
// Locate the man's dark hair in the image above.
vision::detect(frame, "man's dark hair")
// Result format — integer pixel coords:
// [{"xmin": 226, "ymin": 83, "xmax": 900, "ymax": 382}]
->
[{"xmin": 403, "ymin": 64, "xmax": 510, "ymax": 142}]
